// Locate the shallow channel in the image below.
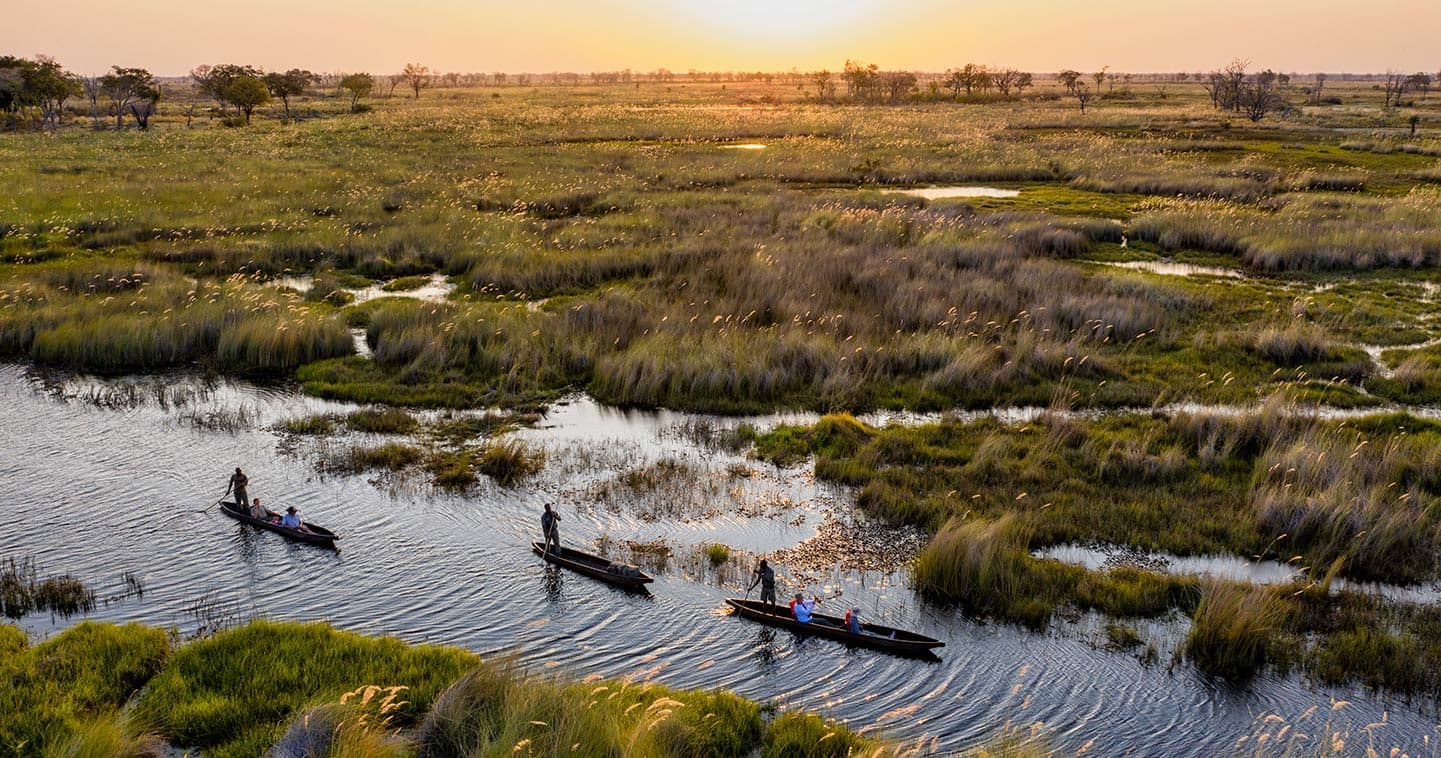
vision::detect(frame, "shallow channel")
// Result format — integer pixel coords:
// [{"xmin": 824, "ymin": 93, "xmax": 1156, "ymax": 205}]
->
[{"xmin": 1, "ymin": 365, "xmax": 1437, "ymax": 753}]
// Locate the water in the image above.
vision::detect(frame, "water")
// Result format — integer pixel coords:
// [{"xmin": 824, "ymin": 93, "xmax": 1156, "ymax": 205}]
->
[
  {"xmin": 1036, "ymin": 543, "xmax": 1441, "ymax": 605},
  {"xmin": 720, "ymin": 143, "xmax": 767, "ymax": 150},
  {"xmin": 2, "ymin": 365, "xmax": 1438, "ymax": 753},
  {"xmin": 888, "ymin": 187, "xmax": 1021, "ymax": 200},
  {"xmin": 273, "ymin": 273, "xmax": 454, "ymax": 305},
  {"xmin": 1099, "ymin": 260, "xmax": 1247, "ymax": 279}
]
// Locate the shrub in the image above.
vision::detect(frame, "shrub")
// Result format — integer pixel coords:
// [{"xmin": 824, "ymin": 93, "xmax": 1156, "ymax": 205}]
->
[{"xmin": 705, "ymin": 543, "xmax": 732, "ymax": 567}]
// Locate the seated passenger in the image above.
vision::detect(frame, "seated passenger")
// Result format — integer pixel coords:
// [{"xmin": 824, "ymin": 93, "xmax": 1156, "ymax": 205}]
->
[
  {"xmin": 789, "ymin": 592, "xmax": 816, "ymax": 623},
  {"xmin": 249, "ymin": 497, "xmax": 268, "ymax": 520},
  {"xmin": 280, "ymin": 506, "xmax": 304, "ymax": 530},
  {"xmin": 845, "ymin": 607, "xmax": 861, "ymax": 634}
]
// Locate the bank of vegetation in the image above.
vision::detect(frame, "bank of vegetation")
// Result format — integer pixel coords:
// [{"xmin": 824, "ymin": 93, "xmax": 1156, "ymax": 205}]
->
[
  {"xmin": 754, "ymin": 406, "xmax": 1441, "ymax": 692},
  {"xmin": 0, "ymin": 619, "xmax": 889, "ymax": 757}
]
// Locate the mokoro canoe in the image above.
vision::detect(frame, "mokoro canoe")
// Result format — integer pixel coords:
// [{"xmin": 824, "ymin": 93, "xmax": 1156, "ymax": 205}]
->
[
  {"xmin": 725, "ymin": 598, "xmax": 944, "ymax": 656},
  {"xmin": 531, "ymin": 542, "xmax": 653, "ymax": 590},
  {"xmin": 220, "ymin": 502, "xmax": 339, "ymax": 547}
]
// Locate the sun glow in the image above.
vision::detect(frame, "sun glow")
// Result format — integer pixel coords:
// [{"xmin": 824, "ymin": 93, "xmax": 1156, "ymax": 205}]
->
[{"xmin": 670, "ymin": 0, "xmax": 881, "ymax": 46}]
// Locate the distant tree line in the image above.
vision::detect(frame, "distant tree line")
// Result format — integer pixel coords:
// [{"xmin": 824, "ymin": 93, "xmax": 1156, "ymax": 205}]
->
[
  {"xmin": 805, "ymin": 60, "xmax": 1035, "ymax": 105},
  {"xmin": 2, "ymin": 56, "xmax": 160, "ymax": 130}
]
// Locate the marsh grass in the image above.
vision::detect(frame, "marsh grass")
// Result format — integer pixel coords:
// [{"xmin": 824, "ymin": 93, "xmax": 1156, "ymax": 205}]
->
[
  {"xmin": 132, "ymin": 620, "xmax": 476, "ymax": 757},
  {"xmin": 705, "ymin": 543, "xmax": 733, "ymax": 567},
  {"xmin": 415, "ymin": 662, "xmax": 762, "ymax": 758},
  {"xmin": 476, "ymin": 439, "xmax": 545, "ymax": 486},
  {"xmin": 337, "ymin": 443, "xmax": 426, "ymax": 473},
  {"xmin": 1184, "ymin": 581, "xmax": 1295, "ymax": 680},
  {"xmin": 381, "ymin": 275, "xmax": 432, "ymax": 292},
  {"xmin": 345, "ymin": 406, "xmax": 420, "ymax": 434},
  {"xmin": 41, "ymin": 713, "xmax": 166, "ymax": 758},
  {"xmin": 1, "ymin": 557, "xmax": 96, "ymax": 619},
  {"xmin": 8, "ymin": 90, "xmax": 1436, "ymax": 414},
  {"xmin": 281, "ymin": 413, "xmax": 340, "ymax": 435},
  {"xmin": 0, "ymin": 622, "xmax": 170, "ymax": 755},
  {"xmin": 761, "ymin": 712, "xmax": 886, "ymax": 758}
]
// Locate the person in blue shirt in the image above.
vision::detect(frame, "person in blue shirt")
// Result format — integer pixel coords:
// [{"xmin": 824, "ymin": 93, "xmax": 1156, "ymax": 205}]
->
[
  {"xmin": 280, "ymin": 506, "xmax": 304, "ymax": 530},
  {"xmin": 789, "ymin": 592, "xmax": 817, "ymax": 623}
]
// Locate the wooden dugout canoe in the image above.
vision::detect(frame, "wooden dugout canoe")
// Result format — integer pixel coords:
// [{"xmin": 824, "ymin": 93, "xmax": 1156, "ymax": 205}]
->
[
  {"xmin": 725, "ymin": 598, "xmax": 944, "ymax": 656},
  {"xmin": 220, "ymin": 501, "xmax": 339, "ymax": 547},
  {"xmin": 531, "ymin": 542, "xmax": 653, "ymax": 590}
]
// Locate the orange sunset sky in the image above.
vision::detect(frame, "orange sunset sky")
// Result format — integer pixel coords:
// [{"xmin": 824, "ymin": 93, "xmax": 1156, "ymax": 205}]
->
[{"xmin": 6, "ymin": 0, "xmax": 1440, "ymax": 75}]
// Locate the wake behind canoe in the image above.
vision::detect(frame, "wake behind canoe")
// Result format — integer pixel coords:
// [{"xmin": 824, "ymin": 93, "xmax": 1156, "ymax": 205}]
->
[
  {"xmin": 725, "ymin": 598, "xmax": 943, "ymax": 656},
  {"xmin": 220, "ymin": 502, "xmax": 339, "ymax": 547},
  {"xmin": 531, "ymin": 542, "xmax": 652, "ymax": 590}
]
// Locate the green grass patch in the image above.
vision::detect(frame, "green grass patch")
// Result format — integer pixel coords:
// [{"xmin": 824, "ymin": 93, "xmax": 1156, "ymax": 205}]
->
[
  {"xmin": 132, "ymin": 620, "xmax": 477, "ymax": 757},
  {"xmin": 0, "ymin": 622, "xmax": 170, "ymax": 755},
  {"xmin": 344, "ymin": 406, "xmax": 420, "ymax": 435}
]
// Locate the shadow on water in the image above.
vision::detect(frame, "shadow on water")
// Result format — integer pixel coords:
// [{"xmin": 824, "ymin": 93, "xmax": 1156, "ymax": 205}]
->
[{"xmin": 542, "ymin": 564, "xmax": 564, "ymax": 602}]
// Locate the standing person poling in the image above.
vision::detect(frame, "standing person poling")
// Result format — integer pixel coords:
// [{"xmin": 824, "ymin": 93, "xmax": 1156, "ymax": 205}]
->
[
  {"xmin": 541, "ymin": 503, "xmax": 561, "ymax": 554},
  {"xmin": 748, "ymin": 559, "xmax": 776, "ymax": 604},
  {"xmin": 225, "ymin": 467, "xmax": 249, "ymax": 509}
]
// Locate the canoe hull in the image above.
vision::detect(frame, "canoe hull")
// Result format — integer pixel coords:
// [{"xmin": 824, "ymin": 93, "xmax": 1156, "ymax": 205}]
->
[
  {"xmin": 531, "ymin": 542, "xmax": 652, "ymax": 590},
  {"xmin": 725, "ymin": 598, "xmax": 943, "ymax": 657},
  {"xmin": 220, "ymin": 502, "xmax": 339, "ymax": 547}
]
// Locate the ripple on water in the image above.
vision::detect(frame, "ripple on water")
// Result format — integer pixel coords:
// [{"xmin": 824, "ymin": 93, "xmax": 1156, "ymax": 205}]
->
[{"xmin": 2, "ymin": 364, "xmax": 1438, "ymax": 754}]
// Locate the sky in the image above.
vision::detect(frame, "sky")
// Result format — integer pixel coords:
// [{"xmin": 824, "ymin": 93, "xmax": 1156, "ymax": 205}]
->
[{"xmin": 5, "ymin": 0, "xmax": 1440, "ymax": 76}]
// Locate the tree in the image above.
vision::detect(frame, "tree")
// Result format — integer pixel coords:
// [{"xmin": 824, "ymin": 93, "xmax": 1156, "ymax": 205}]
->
[
  {"xmin": 0, "ymin": 57, "xmax": 23, "ymax": 117},
  {"xmin": 1093, "ymin": 66, "xmax": 1109, "ymax": 94},
  {"xmin": 950, "ymin": 63, "xmax": 987, "ymax": 98},
  {"xmin": 842, "ymin": 60, "xmax": 879, "ymax": 101},
  {"xmin": 99, "ymin": 66, "xmax": 160, "ymax": 129},
  {"xmin": 401, "ymin": 63, "xmax": 431, "ymax": 99},
  {"xmin": 1409, "ymin": 114, "xmax": 1421, "ymax": 137},
  {"xmin": 262, "ymin": 69, "xmax": 316, "ymax": 121},
  {"xmin": 79, "ymin": 75, "xmax": 103, "ymax": 128},
  {"xmin": 1238, "ymin": 69, "xmax": 1286, "ymax": 122},
  {"xmin": 340, "ymin": 73, "xmax": 373, "ymax": 111},
  {"xmin": 809, "ymin": 70, "xmax": 834, "ymax": 101},
  {"xmin": 993, "ymin": 69, "xmax": 1021, "ymax": 97},
  {"xmin": 220, "ymin": 75, "xmax": 269, "ymax": 123},
  {"xmin": 1406, "ymin": 73, "xmax": 1432, "ymax": 101},
  {"xmin": 1057, "ymin": 69, "xmax": 1083, "ymax": 95},
  {"xmin": 191, "ymin": 64, "xmax": 261, "ymax": 111},
  {"xmin": 1311, "ymin": 73, "xmax": 1327, "ymax": 105},
  {"xmin": 0, "ymin": 55, "xmax": 79, "ymax": 130},
  {"xmin": 943, "ymin": 69, "xmax": 965, "ymax": 101},
  {"xmin": 880, "ymin": 71, "xmax": 917, "ymax": 104},
  {"xmin": 1073, "ymin": 82, "xmax": 1092, "ymax": 113},
  {"xmin": 1203, "ymin": 59, "xmax": 1250, "ymax": 111},
  {"xmin": 1014, "ymin": 72, "xmax": 1034, "ymax": 95}
]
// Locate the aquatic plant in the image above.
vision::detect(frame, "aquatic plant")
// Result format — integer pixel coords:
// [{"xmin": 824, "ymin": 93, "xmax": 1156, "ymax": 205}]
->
[
  {"xmin": 1183, "ymin": 581, "xmax": 1294, "ymax": 680},
  {"xmin": 476, "ymin": 439, "xmax": 545, "ymax": 486},
  {"xmin": 345, "ymin": 406, "xmax": 420, "ymax": 435}
]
